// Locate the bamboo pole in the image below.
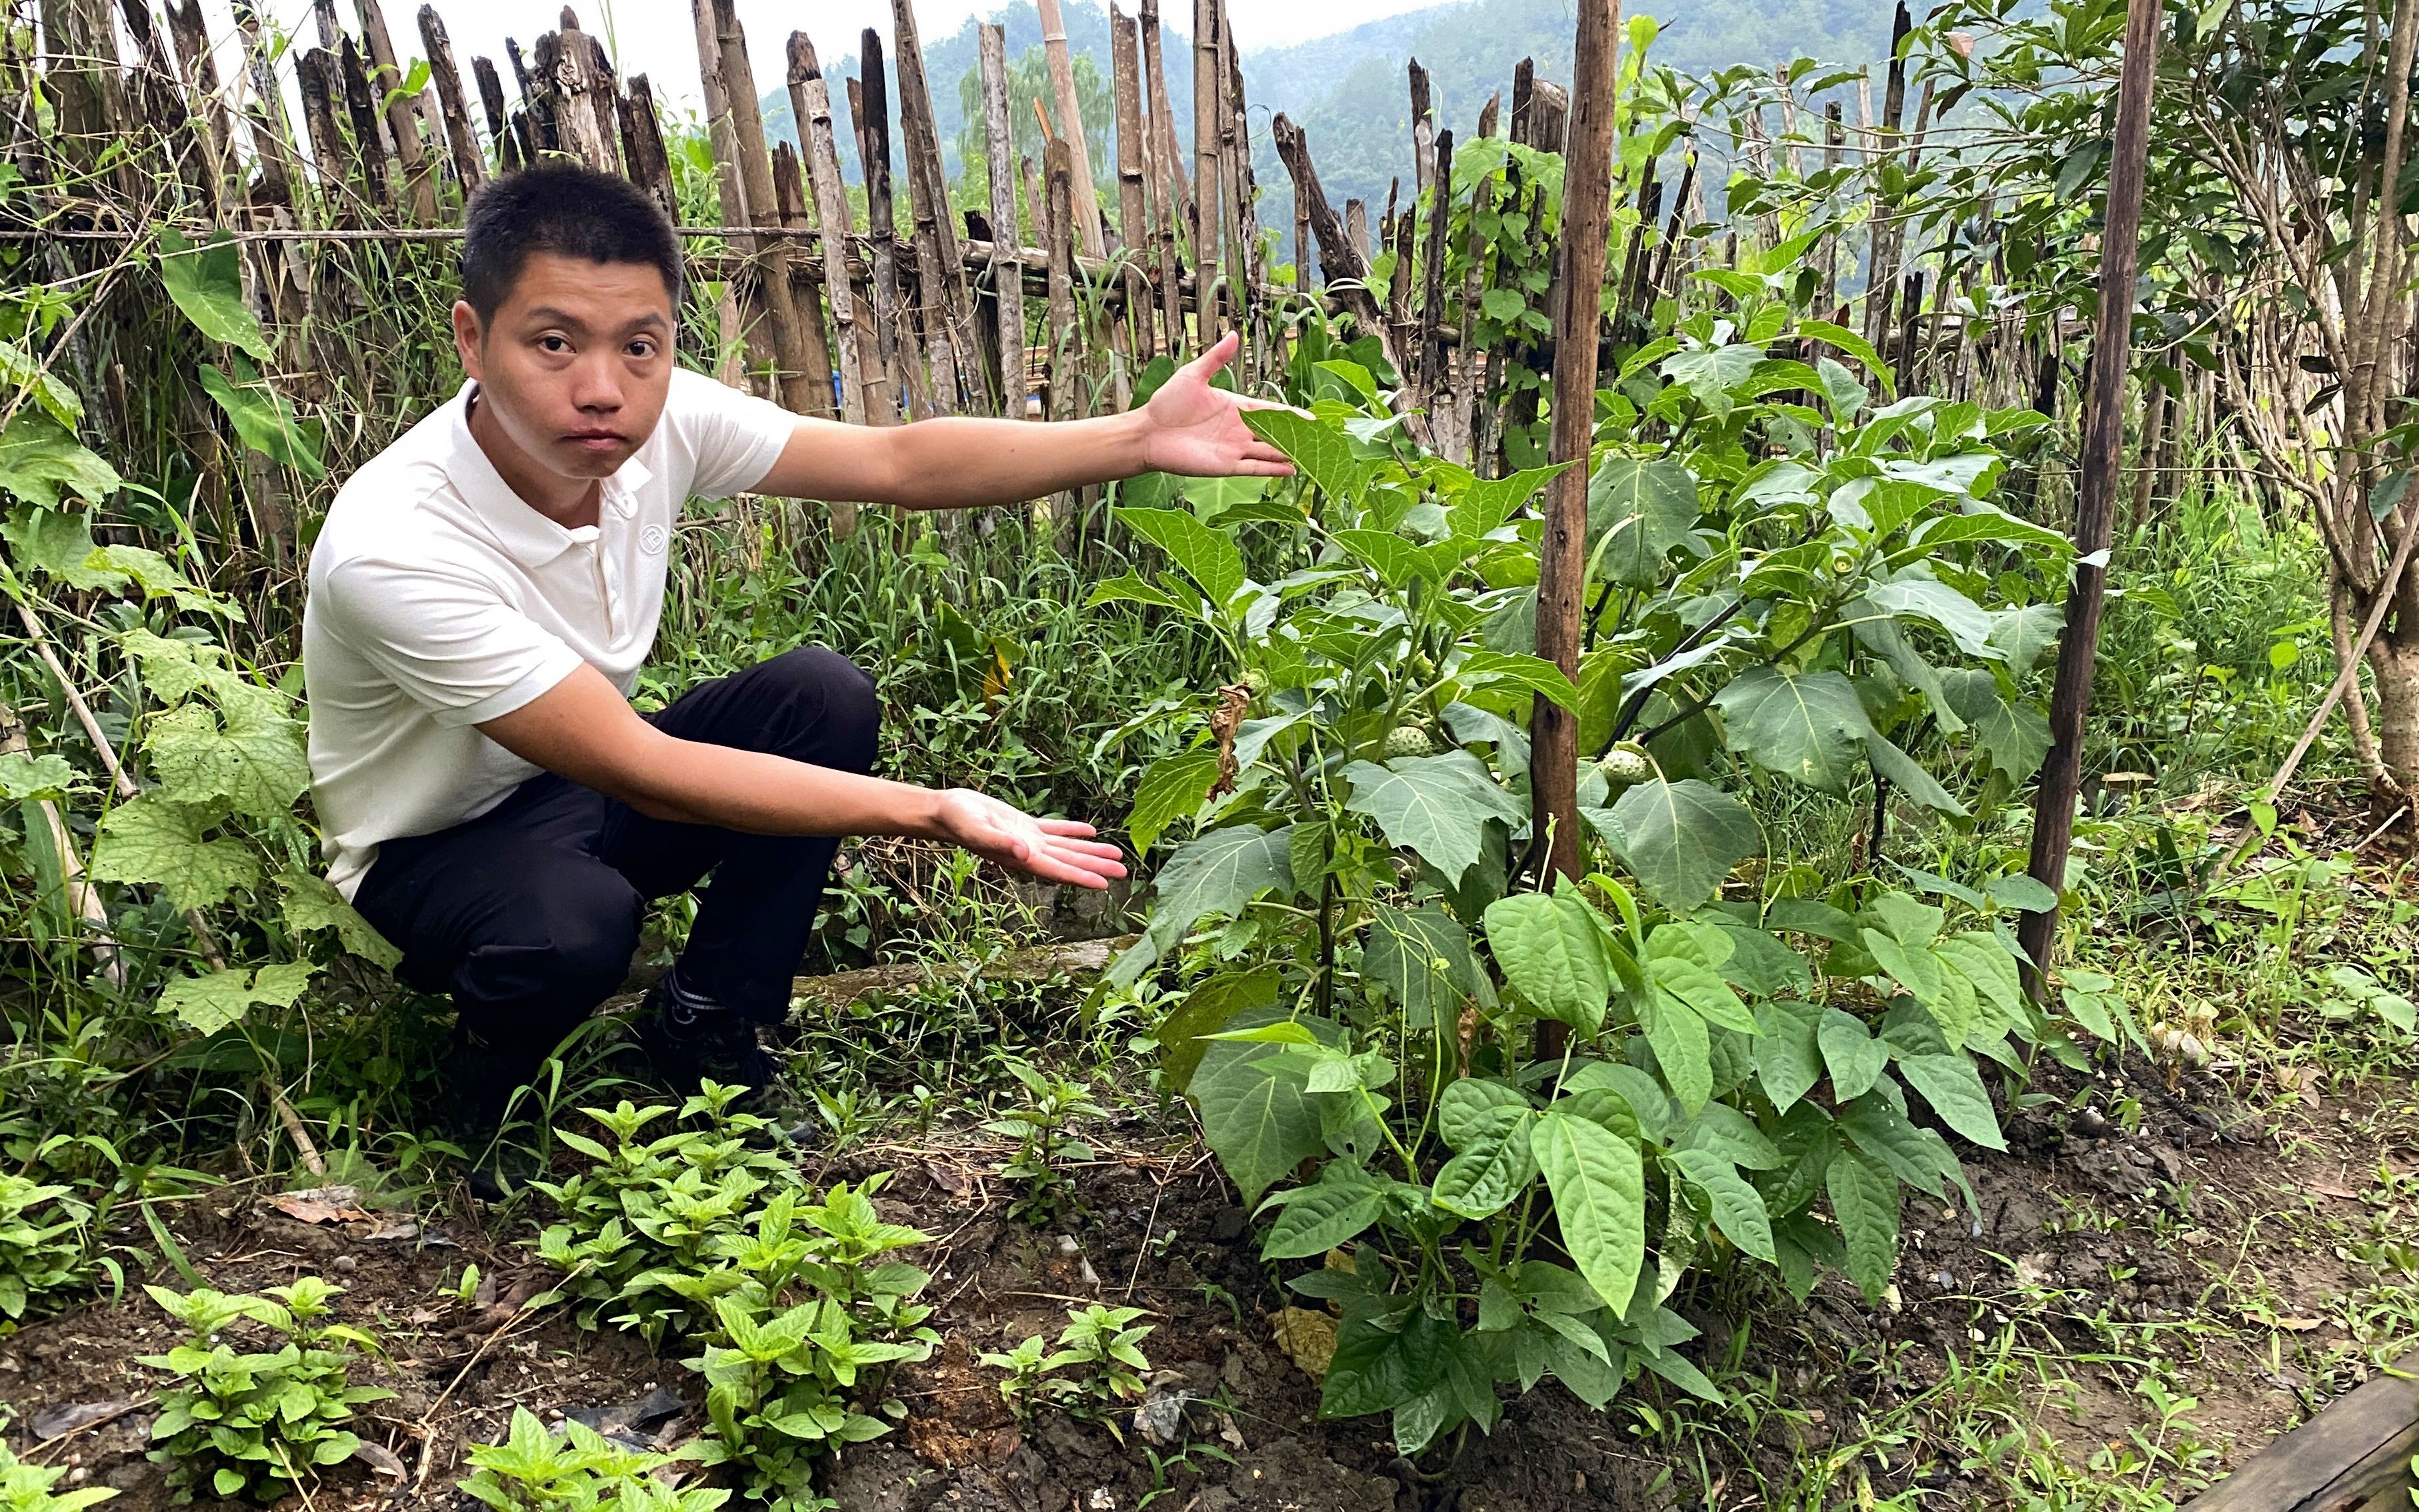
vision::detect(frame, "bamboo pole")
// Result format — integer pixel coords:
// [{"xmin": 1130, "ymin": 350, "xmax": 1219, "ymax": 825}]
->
[
  {"xmin": 355, "ymin": 0, "xmax": 437, "ymax": 219},
  {"xmin": 1191, "ymin": 0, "xmax": 1222, "ymax": 336},
  {"xmin": 789, "ymin": 31, "xmax": 868, "ymax": 430},
  {"xmin": 979, "ymin": 23, "xmax": 1029, "ymax": 421},
  {"xmin": 2017, "ymin": 0, "xmax": 2163, "ymax": 991},
  {"xmin": 853, "ymin": 35, "xmax": 929, "ymax": 419},
  {"xmin": 1044, "ymin": 137, "xmax": 1083, "ymax": 546},
  {"xmin": 1109, "ymin": 4, "xmax": 1155, "ymax": 362},
  {"xmin": 1531, "ymin": 0, "xmax": 1621, "ymax": 898},
  {"xmin": 769, "ymin": 141, "xmax": 837, "ymax": 421},
  {"xmin": 1037, "ymin": 0, "xmax": 1107, "ymax": 259}
]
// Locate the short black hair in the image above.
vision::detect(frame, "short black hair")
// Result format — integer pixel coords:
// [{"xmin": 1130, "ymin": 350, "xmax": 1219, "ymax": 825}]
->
[{"xmin": 459, "ymin": 161, "xmax": 683, "ymax": 323}]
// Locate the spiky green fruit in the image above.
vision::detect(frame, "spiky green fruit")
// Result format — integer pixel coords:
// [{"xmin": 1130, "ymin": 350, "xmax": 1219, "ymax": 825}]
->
[
  {"xmin": 1382, "ymin": 725, "xmax": 1437, "ymax": 760},
  {"xmin": 1597, "ymin": 744, "xmax": 1654, "ymax": 787}
]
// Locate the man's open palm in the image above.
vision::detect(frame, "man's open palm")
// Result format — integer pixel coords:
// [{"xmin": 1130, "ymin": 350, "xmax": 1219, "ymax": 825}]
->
[
  {"xmin": 935, "ymin": 789, "xmax": 1128, "ymax": 891},
  {"xmin": 1139, "ymin": 332, "xmax": 1297, "ymax": 479}
]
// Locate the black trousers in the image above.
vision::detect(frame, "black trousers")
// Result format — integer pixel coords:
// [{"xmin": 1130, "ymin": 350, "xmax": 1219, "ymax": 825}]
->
[{"xmin": 353, "ymin": 647, "xmax": 879, "ymax": 1081}]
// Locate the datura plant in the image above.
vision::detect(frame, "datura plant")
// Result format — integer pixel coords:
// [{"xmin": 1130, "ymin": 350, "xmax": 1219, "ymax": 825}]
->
[{"xmin": 1100, "ymin": 290, "xmax": 2073, "ymax": 1455}]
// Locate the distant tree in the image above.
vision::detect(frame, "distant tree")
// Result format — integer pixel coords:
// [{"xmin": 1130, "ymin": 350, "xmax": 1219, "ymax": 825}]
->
[{"xmin": 955, "ymin": 45, "xmax": 1114, "ymax": 237}]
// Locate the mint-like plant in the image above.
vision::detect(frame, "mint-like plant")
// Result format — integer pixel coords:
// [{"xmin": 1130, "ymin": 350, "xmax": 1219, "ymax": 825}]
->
[
  {"xmin": 0, "ymin": 1173, "xmax": 95, "ymax": 1323},
  {"xmin": 0, "ymin": 1439, "xmax": 116, "ymax": 1512},
  {"xmin": 140, "ymin": 1277, "xmax": 393, "ymax": 1501},
  {"xmin": 979, "ymin": 1058, "xmax": 1106, "ymax": 1225},
  {"xmin": 980, "ymin": 1303, "xmax": 1155, "ymax": 1431},
  {"xmin": 1106, "ymin": 286, "xmax": 2073, "ymax": 1453},
  {"xmin": 459, "ymin": 1407, "xmax": 728, "ymax": 1512}
]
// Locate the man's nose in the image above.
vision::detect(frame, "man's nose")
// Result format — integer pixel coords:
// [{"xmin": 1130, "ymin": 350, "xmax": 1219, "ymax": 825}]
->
[{"xmin": 569, "ymin": 351, "xmax": 624, "ymax": 410}]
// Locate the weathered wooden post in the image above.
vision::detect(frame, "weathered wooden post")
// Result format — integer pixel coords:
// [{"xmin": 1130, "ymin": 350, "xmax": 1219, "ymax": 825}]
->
[
  {"xmin": 979, "ymin": 23, "xmax": 1029, "ymax": 421},
  {"xmin": 2017, "ymin": 0, "xmax": 2163, "ymax": 992},
  {"xmin": 1530, "ymin": 0, "xmax": 1621, "ymax": 892}
]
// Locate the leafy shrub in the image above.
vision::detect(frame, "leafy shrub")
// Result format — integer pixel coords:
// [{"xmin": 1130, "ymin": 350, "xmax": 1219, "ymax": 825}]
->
[
  {"xmin": 0, "ymin": 1173, "xmax": 95, "ymax": 1323},
  {"xmin": 1107, "ymin": 299, "xmax": 2071, "ymax": 1453},
  {"xmin": 460, "ymin": 1407, "xmax": 727, "ymax": 1512},
  {"xmin": 139, "ymin": 1277, "xmax": 392, "ymax": 1501},
  {"xmin": 981, "ymin": 1303, "xmax": 1155, "ymax": 1427},
  {"xmin": 980, "ymin": 1058, "xmax": 1106, "ymax": 1225},
  {"xmin": 0, "ymin": 1439, "xmax": 117, "ymax": 1512},
  {"xmin": 533, "ymin": 1083, "xmax": 797, "ymax": 1344}
]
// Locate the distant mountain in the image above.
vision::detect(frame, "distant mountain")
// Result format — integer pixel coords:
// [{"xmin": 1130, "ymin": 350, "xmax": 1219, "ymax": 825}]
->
[{"xmin": 764, "ymin": 0, "xmax": 1895, "ymax": 238}]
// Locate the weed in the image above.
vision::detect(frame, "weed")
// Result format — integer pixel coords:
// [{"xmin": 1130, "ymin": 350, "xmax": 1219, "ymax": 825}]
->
[
  {"xmin": 139, "ymin": 1277, "xmax": 392, "ymax": 1502},
  {"xmin": 0, "ymin": 1175, "xmax": 95, "ymax": 1325},
  {"xmin": 0, "ymin": 1439, "xmax": 116, "ymax": 1512}
]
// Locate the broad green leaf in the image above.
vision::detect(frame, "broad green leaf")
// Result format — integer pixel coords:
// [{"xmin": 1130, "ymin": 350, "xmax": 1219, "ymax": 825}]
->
[
  {"xmin": 1342, "ymin": 752, "xmax": 1522, "ymax": 885},
  {"xmin": 1660, "ymin": 343, "xmax": 1766, "ymax": 407},
  {"xmin": 1331, "ymin": 529, "xmax": 1456, "ymax": 589},
  {"xmin": 1438, "ymin": 1077, "xmax": 1532, "ymax": 1148},
  {"xmin": 1530, "ymin": 1110, "xmax": 1646, "ymax": 1315},
  {"xmin": 1852, "ymin": 609, "xmax": 1964, "ymax": 733},
  {"xmin": 1262, "ymin": 1164, "xmax": 1387, "ymax": 1259},
  {"xmin": 1863, "ymin": 733, "xmax": 1967, "ymax": 816},
  {"xmin": 1085, "ymin": 571, "xmax": 1187, "ymax": 613},
  {"xmin": 1941, "ymin": 670, "xmax": 2052, "ymax": 781},
  {"xmin": 1191, "ymin": 1029, "xmax": 1326, "ymax": 1205},
  {"xmin": 143, "ymin": 698, "xmax": 309, "ymax": 820},
  {"xmin": 1433, "ymin": 1105, "xmax": 1540, "ymax": 1219},
  {"xmin": 1672, "ymin": 1149, "xmax": 1776, "ymax": 1263},
  {"xmin": 1587, "ymin": 454, "xmax": 1700, "ymax": 586},
  {"xmin": 1641, "ymin": 994, "xmax": 1712, "ymax": 1114},
  {"xmin": 1450, "ymin": 461, "xmax": 1568, "ymax": 538},
  {"xmin": 1482, "ymin": 891, "xmax": 1612, "ymax": 1033},
  {"xmin": 1109, "ymin": 823, "xmax": 1296, "ymax": 986},
  {"xmin": 0, "ymin": 751, "xmax": 81, "ymax": 802},
  {"xmin": 1863, "ymin": 929, "xmax": 1946, "ymax": 1005},
  {"xmin": 1818, "ymin": 1009, "xmax": 1889, "ymax": 1100},
  {"xmin": 119, "ymin": 628, "xmax": 233, "ymax": 703},
  {"xmin": 1242, "ymin": 408, "xmax": 1369, "ymax": 506},
  {"xmin": 1815, "ymin": 355, "xmax": 1868, "ymax": 419},
  {"xmin": 1177, "ymin": 474, "xmax": 1274, "ymax": 519},
  {"xmin": 277, "ymin": 871, "xmax": 403, "ymax": 970},
  {"xmin": 157, "ymin": 228, "xmax": 275, "ymax": 359},
  {"xmin": 0, "ymin": 413, "xmax": 123, "ymax": 513},
  {"xmin": 0, "ymin": 339, "xmax": 82, "ymax": 427},
  {"xmin": 1322, "ymin": 1306, "xmax": 1459, "ymax": 1419},
  {"xmin": 1796, "ymin": 320, "xmax": 1896, "ymax": 397},
  {"xmin": 1365, "ymin": 903, "xmax": 1494, "ymax": 1027},
  {"xmin": 1604, "ymin": 777, "xmax": 1758, "ymax": 913},
  {"xmin": 1129, "ymin": 749, "xmax": 1221, "ymax": 855},
  {"xmin": 1935, "ymin": 933, "xmax": 2026, "ymax": 1024},
  {"xmin": 1712, "ymin": 669, "xmax": 1873, "ymax": 796},
  {"xmin": 1893, "ymin": 1053, "xmax": 2006, "ymax": 1150},
  {"xmin": 1836, "ymin": 1093, "xmax": 1960, "ymax": 1201},
  {"xmin": 1453, "ymin": 650, "xmax": 1578, "ymax": 711},
  {"xmin": 1652, "ymin": 957, "xmax": 1757, "ymax": 1035},
  {"xmin": 199, "ymin": 360, "xmax": 326, "ymax": 478},
  {"xmin": 1563, "ymin": 1061, "xmax": 1674, "ymax": 1143},
  {"xmin": 1155, "ymin": 969, "xmax": 1282, "ymax": 1092},
  {"xmin": 1826, "ymin": 1147, "xmax": 1900, "ymax": 1303},
  {"xmin": 1112, "ymin": 507, "xmax": 1246, "ymax": 608},
  {"xmin": 248, "ymin": 960, "xmax": 318, "ymax": 1009},
  {"xmin": 89, "ymin": 793, "xmax": 260, "ymax": 909},
  {"xmin": 1678, "ymin": 1101, "xmax": 1784, "ymax": 1169},
  {"xmin": 157, "ymin": 959, "xmax": 316, "ymax": 1035},
  {"xmin": 1905, "ymin": 508, "xmax": 2073, "ymax": 558},
  {"xmin": 1752, "ymin": 999, "xmax": 1824, "ymax": 1111},
  {"xmin": 1987, "ymin": 603, "xmax": 2064, "ymax": 675}
]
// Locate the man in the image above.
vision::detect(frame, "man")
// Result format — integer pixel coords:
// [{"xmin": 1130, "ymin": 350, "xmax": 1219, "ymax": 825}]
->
[{"xmin": 303, "ymin": 163, "xmax": 1289, "ymax": 1156}]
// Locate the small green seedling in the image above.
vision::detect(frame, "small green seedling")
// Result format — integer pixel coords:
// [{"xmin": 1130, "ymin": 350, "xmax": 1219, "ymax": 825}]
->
[
  {"xmin": 981, "ymin": 1059, "xmax": 1106, "ymax": 1227},
  {"xmin": 0, "ymin": 1438, "xmax": 117, "ymax": 1511},
  {"xmin": 981, "ymin": 1303, "xmax": 1155, "ymax": 1435},
  {"xmin": 459, "ymin": 1406, "xmax": 728, "ymax": 1511},
  {"xmin": 0, "ymin": 1173, "xmax": 95, "ymax": 1324}
]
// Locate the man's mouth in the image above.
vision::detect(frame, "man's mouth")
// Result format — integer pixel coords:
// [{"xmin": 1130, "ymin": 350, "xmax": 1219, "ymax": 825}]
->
[{"xmin": 565, "ymin": 431, "xmax": 624, "ymax": 452}]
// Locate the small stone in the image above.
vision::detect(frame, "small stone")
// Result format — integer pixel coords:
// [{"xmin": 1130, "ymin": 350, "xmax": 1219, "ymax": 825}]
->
[
  {"xmin": 2074, "ymin": 1106, "xmax": 2108, "ymax": 1137},
  {"xmin": 332, "ymin": 1254, "xmax": 357, "ymax": 1273},
  {"xmin": 1055, "ymin": 1235, "xmax": 1081, "ymax": 1258}
]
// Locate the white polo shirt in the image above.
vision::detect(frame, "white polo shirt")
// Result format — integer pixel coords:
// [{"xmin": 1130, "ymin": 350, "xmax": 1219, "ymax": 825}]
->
[{"xmin": 303, "ymin": 369, "xmax": 797, "ymax": 896}]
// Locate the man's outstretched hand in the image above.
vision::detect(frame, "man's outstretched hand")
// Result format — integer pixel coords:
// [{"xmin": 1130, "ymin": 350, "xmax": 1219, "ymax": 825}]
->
[
  {"xmin": 1137, "ymin": 332, "xmax": 1298, "ymax": 479},
  {"xmin": 934, "ymin": 789, "xmax": 1128, "ymax": 890}
]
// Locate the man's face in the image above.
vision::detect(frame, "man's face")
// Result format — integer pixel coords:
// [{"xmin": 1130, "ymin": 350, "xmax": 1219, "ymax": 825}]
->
[{"xmin": 451, "ymin": 252, "xmax": 675, "ymax": 483}]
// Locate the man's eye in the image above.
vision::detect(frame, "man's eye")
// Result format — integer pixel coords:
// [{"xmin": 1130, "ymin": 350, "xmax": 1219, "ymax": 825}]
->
[
  {"xmin": 628, "ymin": 339, "xmax": 657, "ymax": 359},
  {"xmin": 539, "ymin": 335, "xmax": 570, "ymax": 353}
]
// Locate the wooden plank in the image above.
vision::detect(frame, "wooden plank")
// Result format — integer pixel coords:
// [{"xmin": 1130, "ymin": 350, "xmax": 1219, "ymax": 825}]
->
[
  {"xmin": 2181, "ymin": 1369, "xmax": 2418, "ymax": 1512},
  {"xmin": 788, "ymin": 29, "xmax": 869, "ymax": 427},
  {"xmin": 418, "ymin": 6, "xmax": 485, "ymax": 195},
  {"xmin": 979, "ymin": 23, "xmax": 1028, "ymax": 417},
  {"xmin": 1038, "ymin": 0, "xmax": 1106, "ymax": 259},
  {"xmin": 2016, "ymin": 0, "xmax": 2161, "ymax": 982},
  {"xmin": 1531, "ymin": 0, "xmax": 1620, "ymax": 899},
  {"xmin": 1109, "ymin": 3, "xmax": 1153, "ymax": 361},
  {"xmin": 619, "ymin": 74, "xmax": 677, "ymax": 217}
]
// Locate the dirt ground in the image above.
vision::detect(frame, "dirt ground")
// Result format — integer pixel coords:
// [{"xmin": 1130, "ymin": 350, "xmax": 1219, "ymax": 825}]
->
[{"xmin": 1, "ymin": 1039, "xmax": 2408, "ymax": 1512}]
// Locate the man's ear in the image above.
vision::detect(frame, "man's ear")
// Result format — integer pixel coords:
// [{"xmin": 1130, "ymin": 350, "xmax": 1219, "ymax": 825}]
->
[{"xmin": 451, "ymin": 299, "xmax": 485, "ymax": 379}]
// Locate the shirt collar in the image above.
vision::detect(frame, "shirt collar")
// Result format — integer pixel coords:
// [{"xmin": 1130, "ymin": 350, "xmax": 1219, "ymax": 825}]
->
[{"xmin": 447, "ymin": 381, "xmax": 653, "ymax": 565}]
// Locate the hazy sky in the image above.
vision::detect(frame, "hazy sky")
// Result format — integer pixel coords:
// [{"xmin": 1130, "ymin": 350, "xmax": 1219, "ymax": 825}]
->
[{"xmin": 235, "ymin": 0, "xmax": 1444, "ymax": 115}]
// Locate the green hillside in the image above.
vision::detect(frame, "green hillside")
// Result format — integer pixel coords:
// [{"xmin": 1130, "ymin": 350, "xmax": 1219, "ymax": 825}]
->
[{"xmin": 766, "ymin": 0, "xmax": 1894, "ymax": 242}]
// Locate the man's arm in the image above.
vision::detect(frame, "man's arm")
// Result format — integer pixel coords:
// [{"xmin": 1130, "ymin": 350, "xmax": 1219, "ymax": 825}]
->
[
  {"xmin": 477, "ymin": 665, "xmax": 1126, "ymax": 890},
  {"xmin": 751, "ymin": 333, "xmax": 1294, "ymax": 509}
]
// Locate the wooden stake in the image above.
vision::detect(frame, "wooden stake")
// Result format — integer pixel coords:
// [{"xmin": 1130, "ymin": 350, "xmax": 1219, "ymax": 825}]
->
[
  {"xmin": 1111, "ymin": 4, "xmax": 1151, "ymax": 363},
  {"xmin": 891, "ymin": 0, "xmax": 979, "ymax": 411},
  {"xmin": 853, "ymin": 33, "xmax": 929, "ymax": 419},
  {"xmin": 1420, "ymin": 128, "xmax": 1454, "ymax": 407},
  {"xmin": 619, "ymin": 75, "xmax": 677, "ymax": 217},
  {"xmin": 789, "ymin": 30, "xmax": 868, "ymax": 429},
  {"xmin": 1044, "ymin": 137, "xmax": 1083, "ymax": 545},
  {"xmin": 705, "ymin": 0, "xmax": 821, "ymax": 415},
  {"xmin": 2017, "ymin": 0, "xmax": 2162, "ymax": 992},
  {"xmin": 1192, "ymin": 0, "xmax": 1222, "ymax": 334},
  {"xmin": 355, "ymin": 0, "xmax": 437, "ymax": 219},
  {"xmin": 979, "ymin": 23, "xmax": 1029, "ymax": 421},
  {"xmin": 418, "ymin": 7, "xmax": 485, "ymax": 195},
  {"xmin": 1530, "ymin": 0, "xmax": 1621, "ymax": 894},
  {"xmin": 472, "ymin": 56, "xmax": 521, "ymax": 173},
  {"xmin": 1037, "ymin": 0, "xmax": 1107, "ymax": 259}
]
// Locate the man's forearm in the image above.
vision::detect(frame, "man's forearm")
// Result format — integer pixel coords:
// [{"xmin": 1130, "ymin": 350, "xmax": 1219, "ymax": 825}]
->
[
  {"xmin": 876, "ymin": 409, "xmax": 1152, "ymax": 511},
  {"xmin": 618, "ymin": 737, "xmax": 949, "ymax": 838}
]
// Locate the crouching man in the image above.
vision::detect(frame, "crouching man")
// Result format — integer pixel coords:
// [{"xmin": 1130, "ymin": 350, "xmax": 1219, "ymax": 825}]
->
[{"xmin": 302, "ymin": 163, "xmax": 1289, "ymax": 1167}]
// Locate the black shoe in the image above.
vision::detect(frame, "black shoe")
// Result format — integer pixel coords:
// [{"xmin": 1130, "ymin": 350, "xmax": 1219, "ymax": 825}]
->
[{"xmin": 634, "ymin": 971, "xmax": 772, "ymax": 1099}]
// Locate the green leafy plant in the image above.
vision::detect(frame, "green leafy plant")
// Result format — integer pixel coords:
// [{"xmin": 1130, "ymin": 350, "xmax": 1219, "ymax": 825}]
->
[
  {"xmin": 139, "ymin": 1277, "xmax": 393, "ymax": 1501},
  {"xmin": 980, "ymin": 1058, "xmax": 1107, "ymax": 1225},
  {"xmin": 1105, "ymin": 299, "xmax": 2071, "ymax": 1455},
  {"xmin": 0, "ymin": 1439, "xmax": 115, "ymax": 1512},
  {"xmin": 533, "ymin": 1083, "xmax": 798, "ymax": 1344},
  {"xmin": 459, "ymin": 1406, "xmax": 728, "ymax": 1512},
  {"xmin": 980, "ymin": 1303, "xmax": 1155, "ymax": 1432},
  {"xmin": 0, "ymin": 1173, "xmax": 96, "ymax": 1324}
]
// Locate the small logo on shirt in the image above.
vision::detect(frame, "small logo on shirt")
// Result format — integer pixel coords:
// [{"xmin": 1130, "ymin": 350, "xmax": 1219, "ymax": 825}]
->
[{"xmin": 639, "ymin": 523, "xmax": 669, "ymax": 556}]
